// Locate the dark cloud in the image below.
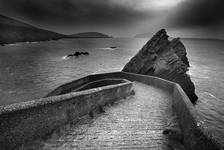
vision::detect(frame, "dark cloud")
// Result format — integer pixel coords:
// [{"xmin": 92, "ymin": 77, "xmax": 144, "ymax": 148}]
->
[
  {"xmin": 0, "ymin": 0, "xmax": 154, "ymax": 34},
  {"xmin": 170, "ymin": 0, "xmax": 224, "ymax": 28},
  {"xmin": 1, "ymin": 0, "xmax": 224, "ymax": 38}
]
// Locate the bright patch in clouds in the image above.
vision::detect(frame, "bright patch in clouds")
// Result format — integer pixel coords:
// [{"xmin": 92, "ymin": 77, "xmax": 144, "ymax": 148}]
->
[
  {"xmin": 112, "ymin": 0, "xmax": 184, "ymax": 10},
  {"xmin": 139, "ymin": 0, "xmax": 184, "ymax": 10}
]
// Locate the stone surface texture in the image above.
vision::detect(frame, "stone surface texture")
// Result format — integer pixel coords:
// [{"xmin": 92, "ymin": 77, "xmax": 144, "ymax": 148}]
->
[
  {"xmin": 122, "ymin": 29, "xmax": 198, "ymax": 103},
  {"xmin": 0, "ymin": 79, "xmax": 132, "ymax": 150},
  {"xmin": 21, "ymin": 82, "xmax": 184, "ymax": 150}
]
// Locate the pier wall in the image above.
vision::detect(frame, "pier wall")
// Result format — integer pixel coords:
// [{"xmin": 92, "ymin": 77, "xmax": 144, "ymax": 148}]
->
[
  {"xmin": 172, "ymin": 84, "xmax": 222, "ymax": 150},
  {"xmin": 119, "ymin": 72, "xmax": 223, "ymax": 150},
  {"xmin": 0, "ymin": 78, "xmax": 132, "ymax": 150},
  {"xmin": 0, "ymin": 71, "xmax": 222, "ymax": 150},
  {"xmin": 84, "ymin": 71, "xmax": 223, "ymax": 150}
]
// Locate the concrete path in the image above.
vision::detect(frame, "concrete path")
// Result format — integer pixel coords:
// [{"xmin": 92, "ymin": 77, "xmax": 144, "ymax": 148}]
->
[{"xmin": 22, "ymin": 82, "xmax": 184, "ymax": 150}]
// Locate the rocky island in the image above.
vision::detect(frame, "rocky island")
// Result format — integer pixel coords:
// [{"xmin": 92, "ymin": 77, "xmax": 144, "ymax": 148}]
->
[{"xmin": 123, "ymin": 29, "xmax": 198, "ymax": 103}]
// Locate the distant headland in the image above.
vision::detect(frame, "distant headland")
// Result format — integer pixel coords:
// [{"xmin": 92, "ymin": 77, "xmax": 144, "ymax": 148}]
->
[
  {"xmin": 0, "ymin": 14, "xmax": 111, "ymax": 46},
  {"xmin": 68, "ymin": 32, "xmax": 112, "ymax": 38},
  {"xmin": 134, "ymin": 32, "xmax": 154, "ymax": 38},
  {"xmin": 135, "ymin": 32, "xmax": 224, "ymax": 41}
]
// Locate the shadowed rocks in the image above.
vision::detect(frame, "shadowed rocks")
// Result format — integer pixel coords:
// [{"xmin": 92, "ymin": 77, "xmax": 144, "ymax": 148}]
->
[
  {"xmin": 67, "ymin": 51, "xmax": 89, "ymax": 57},
  {"xmin": 163, "ymin": 128, "xmax": 184, "ymax": 143},
  {"xmin": 110, "ymin": 46, "xmax": 117, "ymax": 49},
  {"xmin": 122, "ymin": 29, "xmax": 198, "ymax": 103}
]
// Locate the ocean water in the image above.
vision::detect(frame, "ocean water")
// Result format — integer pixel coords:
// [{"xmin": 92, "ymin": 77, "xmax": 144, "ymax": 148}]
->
[
  {"xmin": 0, "ymin": 38, "xmax": 224, "ymax": 142},
  {"xmin": 183, "ymin": 39, "xmax": 224, "ymax": 142}
]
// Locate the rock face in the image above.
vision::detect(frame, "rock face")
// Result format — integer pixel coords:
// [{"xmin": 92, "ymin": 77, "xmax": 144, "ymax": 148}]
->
[{"xmin": 122, "ymin": 29, "xmax": 198, "ymax": 103}]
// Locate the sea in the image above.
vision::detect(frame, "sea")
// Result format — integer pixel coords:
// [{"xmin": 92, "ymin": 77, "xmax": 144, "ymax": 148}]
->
[{"xmin": 0, "ymin": 38, "xmax": 224, "ymax": 142}]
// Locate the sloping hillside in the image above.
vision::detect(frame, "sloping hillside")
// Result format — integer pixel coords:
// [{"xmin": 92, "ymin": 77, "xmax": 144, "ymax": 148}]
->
[{"xmin": 0, "ymin": 14, "xmax": 66, "ymax": 45}]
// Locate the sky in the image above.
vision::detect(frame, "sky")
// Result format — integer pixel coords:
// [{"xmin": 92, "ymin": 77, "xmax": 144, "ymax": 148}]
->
[{"xmin": 0, "ymin": 0, "xmax": 224, "ymax": 39}]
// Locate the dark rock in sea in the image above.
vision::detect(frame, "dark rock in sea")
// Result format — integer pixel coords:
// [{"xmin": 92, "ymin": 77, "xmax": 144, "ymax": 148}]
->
[
  {"xmin": 122, "ymin": 29, "xmax": 198, "ymax": 103},
  {"xmin": 110, "ymin": 46, "xmax": 117, "ymax": 49},
  {"xmin": 67, "ymin": 51, "xmax": 89, "ymax": 57}
]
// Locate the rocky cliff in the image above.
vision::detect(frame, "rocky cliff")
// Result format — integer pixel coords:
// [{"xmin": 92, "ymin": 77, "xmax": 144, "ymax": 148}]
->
[{"xmin": 122, "ymin": 29, "xmax": 198, "ymax": 103}]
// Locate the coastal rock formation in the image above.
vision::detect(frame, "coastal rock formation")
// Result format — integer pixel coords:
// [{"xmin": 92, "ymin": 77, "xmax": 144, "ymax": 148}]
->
[{"xmin": 122, "ymin": 29, "xmax": 198, "ymax": 103}]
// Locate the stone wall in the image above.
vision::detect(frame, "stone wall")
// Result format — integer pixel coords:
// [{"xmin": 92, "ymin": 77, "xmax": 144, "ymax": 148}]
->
[
  {"xmin": 119, "ymin": 72, "xmax": 223, "ymax": 150},
  {"xmin": 47, "ymin": 71, "xmax": 224, "ymax": 149},
  {"xmin": 172, "ymin": 85, "xmax": 223, "ymax": 150},
  {"xmin": 0, "ymin": 77, "xmax": 132, "ymax": 150},
  {"xmin": 0, "ymin": 71, "xmax": 222, "ymax": 150},
  {"xmin": 45, "ymin": 76, "xmax": 90, "ymax": 97},
  {"xmin": 75, "ymin": 79, "xmax": 129, "ymax": 92},
  {"xmin": 46, "ymin": 71, "xmax": 223, "ymax": 149}
]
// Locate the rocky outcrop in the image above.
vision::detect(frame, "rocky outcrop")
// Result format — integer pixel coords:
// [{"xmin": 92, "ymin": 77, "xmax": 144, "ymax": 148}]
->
[{"xmin": 122, "ymin": 29, "xmax": 198, "ymax": 103}]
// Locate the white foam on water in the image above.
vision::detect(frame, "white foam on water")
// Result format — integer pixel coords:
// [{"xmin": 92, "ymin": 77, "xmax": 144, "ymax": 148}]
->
[
  {"xmin": 61, "ymin": 56, "xmax": 69, "ymax": 60},
  {"xmin": 188, "ymin": 70, "xmax": 209, "ymax": 79},
  {"xmin": 8, "ymin": 44, "xmax": 16, "ymax": 46},
  {"xmin": 92, "ymin": 67, "xmax": 121, "ymax": 74},
  {"xmin": 202, "ymin": 92, "xmax": 218, "ymax": 99},
  {"xmin": 98, "ymin": 48, "xmax": 116, "ymax": 50}
]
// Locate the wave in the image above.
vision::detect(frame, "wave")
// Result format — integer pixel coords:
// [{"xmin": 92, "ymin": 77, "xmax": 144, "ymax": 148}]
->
[
  {"xmin": 8, "ymin": 43, "xmax": 17, "ymax": 46},
  {"xmin": 98, "ymin": 47, "xmax": 117, "ymax": 50},
  {"xmin": 61, "ymin": 56, "xmax": 69, "ymax": 60}
]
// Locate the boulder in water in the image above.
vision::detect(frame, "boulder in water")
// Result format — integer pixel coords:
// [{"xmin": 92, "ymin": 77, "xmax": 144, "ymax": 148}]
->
[
  {"xmin": 67, "ymin": 51, "xmax": 89, "ymax": 57},
  {"xmin": 122, "ymin": 29, "xmax": 198, "ymax": 103}
]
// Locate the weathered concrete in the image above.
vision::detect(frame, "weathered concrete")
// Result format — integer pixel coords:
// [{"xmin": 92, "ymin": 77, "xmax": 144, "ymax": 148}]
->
[
  {"xmin": 22, "ymin": 82, "xmax": 184, "ymax": 150},
  {"xmin": 0, "ymin": 78, "xmax": 132, "ymax": 150},
  {"xmin": 49, "ymin": 71, "xmax": 223, "ymax": 150},
  {"xmin": 45, "ymin": 76, "xmax": 90, "ymax": 97},
  {"xmin": 0, "ymin": 71, "xmax": 222, "ymax": 150},
  {"xmin": 121, "ymin": 72, "xmax": 223, "ymax": 150},
  {"xmin": 120, "ymin": 72, "xmax": 223, "ymax": 150},
  {"xmin": 173, "ymin": 85, "xmax": 223, "ymax": 150},
  {"xmin": 74, "ymin": 79, "xmax": 129, "ymax": 92}
]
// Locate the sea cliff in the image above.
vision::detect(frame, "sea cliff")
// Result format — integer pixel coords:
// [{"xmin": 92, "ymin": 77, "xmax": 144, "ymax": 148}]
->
[{"xmin": 123, "ymin": 29, "xmax": 198, "ymax": 103}]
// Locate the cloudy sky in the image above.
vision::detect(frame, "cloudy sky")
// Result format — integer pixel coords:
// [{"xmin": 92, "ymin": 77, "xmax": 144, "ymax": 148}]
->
[{"xmin": 0, "ymin": 0, "xmax": 224, "ymax": 38}]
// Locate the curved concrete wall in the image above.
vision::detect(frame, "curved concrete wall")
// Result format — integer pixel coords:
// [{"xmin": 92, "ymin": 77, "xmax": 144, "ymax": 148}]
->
[
  {"xmin": 119, "ymin": 72, "xmax": 223, "ymax": 150},
  {"xmin": 45, "ymin": 76, "xmax": 90, "ymax": 97},
  {"xmin": 0, "ymin": 78, "xmax": 132, "ymax": 150},
  {"xmin": 75, "ymin": 79, "xmax": 129, "ymax": 92},
  {"xmin": 0, "ymin": 71, "xmax": 222, "ymax": 150},
  {"xmin": 172, "ymin": 85, "xmax": 223, "ymax": 150},
  {"xmin": 73, "ymin": 71, "xmax": 223, "ymax": 150}
]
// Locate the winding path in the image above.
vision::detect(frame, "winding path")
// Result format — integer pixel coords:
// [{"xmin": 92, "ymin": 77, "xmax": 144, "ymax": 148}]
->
[{"xmin": 24, "ymin": 82, "xmax": 184, "ymax": 150}]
